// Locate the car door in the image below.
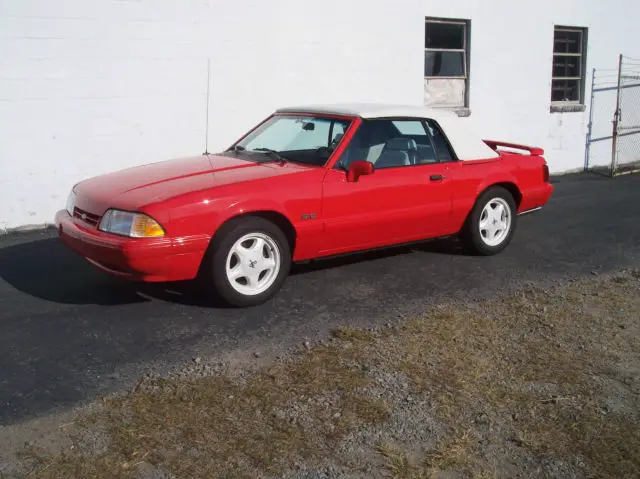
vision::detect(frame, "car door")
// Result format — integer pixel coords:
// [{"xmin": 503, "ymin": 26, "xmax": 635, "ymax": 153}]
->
[{"xmin": 319, "ymin": 118, "xmax": 454, "ymax": 256}]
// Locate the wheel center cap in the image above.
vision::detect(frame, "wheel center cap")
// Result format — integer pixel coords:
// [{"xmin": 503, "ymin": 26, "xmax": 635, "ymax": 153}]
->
[{"xmin": 248, "ymin": 258, "xmax": 258, "ymax": 269}]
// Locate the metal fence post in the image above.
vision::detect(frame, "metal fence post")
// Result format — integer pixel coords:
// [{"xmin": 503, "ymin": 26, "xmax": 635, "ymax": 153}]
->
[
  {"xmin": 584, "ymin": 68, "xmax": 596, "ymax": 171},
  {"xmin": 611, "ymin": 54, "xmax": 623, "ymax": 175}
]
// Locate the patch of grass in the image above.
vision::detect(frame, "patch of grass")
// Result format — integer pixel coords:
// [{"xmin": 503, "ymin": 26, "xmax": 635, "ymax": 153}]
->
[
  {"xmin": 20, "ymin": 342, "xmax": 390, "ymax": 478},
  {"xmin": 376, "ymin": 442, "xmax": 425, "ymax": 478},
  {"xmin": 18, "ymin": 270, "xmax": 640, "ymax": 478},
  {"xmin": 370, "ymin": 271, "xmax": 640, "ymax": 478},
  {"xmin": 17, "ymin": 447, "xmax": 131, "ymax": 479},
  {"xmin": 331, "ymin": 325, "xmax": 378, "ymax": 342},
  {"xmin": 376, "ymin": 428, "xmax": 492, "ymax": 479},
  {"xmin": 422, "ymin": 427, "xmax": 478, "ymax": 473}
]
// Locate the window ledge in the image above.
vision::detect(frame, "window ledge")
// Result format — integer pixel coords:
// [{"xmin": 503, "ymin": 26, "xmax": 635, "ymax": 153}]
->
[
  {"xmin": 453, "ymin": 108, "xmax": 471, "ymax": 117},
  {"xmin": 550, "ymin": 103, "xmax": 586, "ymax": 113},
  {"xmin": 425, "ymin": 106, "xmax": 471, "ymax": 117}
]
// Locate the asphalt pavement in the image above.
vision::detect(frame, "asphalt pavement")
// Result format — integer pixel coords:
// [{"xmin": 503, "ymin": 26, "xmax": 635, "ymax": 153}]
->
[{"xmin": 1, "ymin": 172, "xmax": 639, "ymax": 426}]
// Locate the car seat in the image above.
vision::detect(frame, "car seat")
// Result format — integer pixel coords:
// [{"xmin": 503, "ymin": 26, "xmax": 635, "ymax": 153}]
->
[{"xmin": 374, "ymin": 138, "xmax": 418, "ymax": 168}]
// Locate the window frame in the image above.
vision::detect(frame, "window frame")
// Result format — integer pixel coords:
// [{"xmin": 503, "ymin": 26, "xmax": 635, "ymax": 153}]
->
[
  {"xmin": 424, "ymin": 17, "xmax": 472, "ymax": 109},
  {"xmin": 551, "ymin": 25, "xmax": 588, "ymax": 107}
]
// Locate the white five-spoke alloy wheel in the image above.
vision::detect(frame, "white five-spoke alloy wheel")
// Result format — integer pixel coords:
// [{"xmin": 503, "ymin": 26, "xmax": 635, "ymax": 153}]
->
[
  {"xmin": 226, "ymin": 232, "xmax": 281, "ymax": 296},
  {"xmin": 205, "ymin": 216, "xmax": 292, "ymax": 307},
  {"xmin": 478, "ymin": 197, "xmax": 512, "ymax": 247},
  {"xmin": 460, "ymin": 186, "xmax": 517, "ymax": 256}
]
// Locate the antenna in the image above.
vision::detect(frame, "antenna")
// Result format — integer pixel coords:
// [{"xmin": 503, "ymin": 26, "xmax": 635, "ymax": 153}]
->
[{"xmin": 203, "ymin": 58, "xmax": 211, "ymax": 155}]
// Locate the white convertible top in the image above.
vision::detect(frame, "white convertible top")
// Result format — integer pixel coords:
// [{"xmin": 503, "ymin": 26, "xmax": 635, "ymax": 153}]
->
[{"xmin": 276, "ymin": 103, "xmax": 500, "ymax": 160}]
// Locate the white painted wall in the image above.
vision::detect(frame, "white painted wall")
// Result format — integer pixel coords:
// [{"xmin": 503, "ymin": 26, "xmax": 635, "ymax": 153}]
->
[{"xmin": 0, "ymin": 0, "xmax": 638, "ymax": 229}]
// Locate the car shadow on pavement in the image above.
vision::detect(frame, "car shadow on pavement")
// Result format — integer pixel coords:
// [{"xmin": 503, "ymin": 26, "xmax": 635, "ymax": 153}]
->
[
  {"xmin": 0, "ymin": 236, "xmax": 228, "ymax": 308},
  {"xmin": 291, "ymin": 236, "xmax": 467, "ymax": 274},
  {"xmin": 0, "ymin": 237, "xmax": 149, "ymax": 306},
  {"xmin": 0, "ymin": 235, "xmax": 467, "ymax": 308}
]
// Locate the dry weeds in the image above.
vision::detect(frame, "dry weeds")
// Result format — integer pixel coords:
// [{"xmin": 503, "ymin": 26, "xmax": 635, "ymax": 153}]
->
[{"xmin": 16, "ymin": 270, "xmax": 640, "ymax": 478}]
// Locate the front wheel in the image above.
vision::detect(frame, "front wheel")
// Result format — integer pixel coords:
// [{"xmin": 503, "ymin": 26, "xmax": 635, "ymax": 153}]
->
[
  {"xmin": 460, "ymin": 186, "xmax": 517, "ymax": 256},
  {"xmin": 206, "ymin": 217, "xmax": 291, "ymax": 307}
]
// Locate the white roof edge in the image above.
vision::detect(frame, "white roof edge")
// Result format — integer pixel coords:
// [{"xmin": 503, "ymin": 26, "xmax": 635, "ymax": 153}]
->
[
  {"xmin": 275, "ymin": 103, "xmax": 500, "ymax": 160},
  {"xmin": 276, "ymin": 102, "xmax": 456, "ymax": 121}
]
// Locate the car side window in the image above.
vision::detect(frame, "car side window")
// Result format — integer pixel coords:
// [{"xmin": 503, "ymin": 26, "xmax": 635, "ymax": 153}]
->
[
  {"xmin": 425, "ymin": 119, "xmax": 456, "ymax": 162},
  {"xmin": 336, "ymin": 119, "xmax": 438, "ymax": 170}
]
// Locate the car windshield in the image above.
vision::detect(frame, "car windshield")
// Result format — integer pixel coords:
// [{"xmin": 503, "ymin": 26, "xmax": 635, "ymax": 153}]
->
[{"xmin": 232, "ymin": 114, "xmax": 352, "ymax": 167}]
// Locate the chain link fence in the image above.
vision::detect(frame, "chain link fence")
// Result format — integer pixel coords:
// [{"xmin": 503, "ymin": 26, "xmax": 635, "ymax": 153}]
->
[
  {"xmin": 585, "ymin": 69, "xmax": 619, "ymax": 174},
  {"xmin": 614, "ymin": 56, "xmax": 640, "ymax": 174},
  {"xmin": 586, "ymin": 55, "xmax": 640, "ymax": 176}
]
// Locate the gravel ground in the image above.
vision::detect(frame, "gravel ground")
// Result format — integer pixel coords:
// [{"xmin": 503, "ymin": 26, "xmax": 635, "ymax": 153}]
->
[{"xmin": 5, "ymin": 269, "xmax": 639, "ymax": 478}]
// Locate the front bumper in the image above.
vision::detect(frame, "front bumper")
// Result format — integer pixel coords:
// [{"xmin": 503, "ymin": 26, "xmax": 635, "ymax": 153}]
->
[{"xmin": 54, "ymin": 210, "xmax": 207, "ymax": 282}]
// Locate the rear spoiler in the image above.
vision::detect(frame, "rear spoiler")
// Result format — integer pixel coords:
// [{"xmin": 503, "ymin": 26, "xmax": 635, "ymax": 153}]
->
[{"xmin": 484, "ymin": 140, "xmax": 544, "ymax": 156}]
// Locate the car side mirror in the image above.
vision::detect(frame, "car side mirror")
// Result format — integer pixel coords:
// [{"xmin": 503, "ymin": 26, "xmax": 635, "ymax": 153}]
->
[{"xmin": 347, "ymin": 160, "xmax": 374, "ymax": 182}]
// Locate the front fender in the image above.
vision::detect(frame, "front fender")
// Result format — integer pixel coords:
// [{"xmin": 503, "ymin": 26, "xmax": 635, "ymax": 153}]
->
[
  {"xmin": 215, "ymin": 197, "xmax": 294, "ymax": 227},
  {"xmin": 213, "ymin": 195, "xmax": 325, "ymax": 261}
]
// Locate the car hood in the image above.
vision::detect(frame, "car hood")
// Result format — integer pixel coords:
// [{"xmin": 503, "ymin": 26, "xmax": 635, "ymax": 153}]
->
[{"xmin": 74, "ymin": 153, "xmax": 304, "ymax": 214}]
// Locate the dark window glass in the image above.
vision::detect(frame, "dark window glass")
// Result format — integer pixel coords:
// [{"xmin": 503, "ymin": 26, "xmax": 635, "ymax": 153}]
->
[
  {"xmin": 553, "ymin": 30, "xmax": 582, "ymax": 54},
  {"xmin": 425, "ymin": 51, "xmax": 465, "ymax": 77},
  {"xmin": 551, "ymin": 28, "xmax": 585, "ymax": 103},
  {"xmin": 425, "ymin": 22, "xmax": 464, "ymax": 49},
  {"xmin": 425, "ymin": 120, "xmax": 455, "ymax": 162},
  {"xmin": 391, "ymin": 120, "xmax": 438, "ymax": 164},
  {"xmin": 337, "ymin": 119, "xmax": 437, "ymax": 169},
  {"xmin": 553, "ymin": 55, "xmax": 580, "ymax": 78},
  {"xmin": 391, "ymin": 120, "xmax": 427, "ymax": 135},
  {"xmin": 551, "ymin": 79, "xmax": 580, "ymax": 102}
]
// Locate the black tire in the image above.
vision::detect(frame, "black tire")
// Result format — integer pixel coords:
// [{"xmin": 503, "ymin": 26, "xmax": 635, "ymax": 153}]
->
[
  {"xmin": 204, "ymin": 216, "xmax": 291, "ymax": 307},
  {"xmin": 460, "ymin": 186, "xmax": 517, "ymax": 256}
]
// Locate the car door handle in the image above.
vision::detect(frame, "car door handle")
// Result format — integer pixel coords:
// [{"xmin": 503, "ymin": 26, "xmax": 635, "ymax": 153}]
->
[{"xmin": 429, "ymin": 174, "xmax": 445, "ymax": 181}]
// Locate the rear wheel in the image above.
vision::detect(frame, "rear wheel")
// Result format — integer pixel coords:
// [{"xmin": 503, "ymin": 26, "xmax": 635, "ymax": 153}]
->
[
  {"xmin": 460, "ymin": 186, "xmax": 517, "ymax": 255},
  {"xmin": 205, "ymin": 217, "xmax": 291, "ymax": 307}
]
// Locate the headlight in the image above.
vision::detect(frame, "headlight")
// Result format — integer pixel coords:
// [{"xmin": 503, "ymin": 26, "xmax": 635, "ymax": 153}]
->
[
  {"xmin": 65, "ymin": 189, "xmax": 77, "ymax": 216},
  {"xmin": 98, "ymin": 209, "xmax": 165, "ymax": 238}
]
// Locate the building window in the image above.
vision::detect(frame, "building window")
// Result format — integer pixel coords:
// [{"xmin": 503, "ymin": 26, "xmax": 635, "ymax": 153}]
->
[
  {"xmin": 424, "ymin": 18, "xmax": 470, "ymax": 111},
  {"xmin": 551, "ymin": 26, "xmax": 588, "ymax": 105}
]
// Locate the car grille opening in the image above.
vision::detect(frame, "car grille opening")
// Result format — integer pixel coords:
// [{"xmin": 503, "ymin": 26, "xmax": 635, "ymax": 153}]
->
[{"xmin": 73, "ymin": 207, "xmax": 101, "ymax": 227}]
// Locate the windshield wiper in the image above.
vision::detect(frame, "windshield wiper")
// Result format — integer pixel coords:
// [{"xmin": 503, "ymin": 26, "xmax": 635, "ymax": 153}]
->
[
  {"xmin": 227, "ymin": 145, "xmax": 246, "ymax": 153},
  {"xmin": 253, "ymin": 148, "xmax": 289, "ymax": 164}
]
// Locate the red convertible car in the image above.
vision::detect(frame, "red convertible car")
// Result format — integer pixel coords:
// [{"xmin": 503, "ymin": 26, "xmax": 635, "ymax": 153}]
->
[{"xmin": 55, "ymin": 103, "xmax": 553, "ymax": 306}]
